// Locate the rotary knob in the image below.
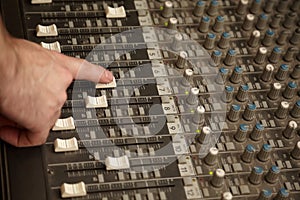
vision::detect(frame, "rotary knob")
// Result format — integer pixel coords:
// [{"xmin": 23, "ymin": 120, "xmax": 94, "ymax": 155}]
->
[
  {"xmin": 207, "ymin": 0, "xmax": 219, "ymax": 16},
  {"xmin": 270, "ymin": 14, "xmax": 282, "ymax": 29},
  {"xmin": 283, "ymin": 81, "xmax": 297, "ymax": 99},
  {"xmin": 256, "ymin": 13, "xmax": 268, "ymax": 30},
  {"xmin": 215, "ymin": 67, "xmax": 229, "ymax": 84},
  {"xmin": 290, "ymin": 28, "xmax": 300, "ymax": 45},
  {"xmin": 277, "ymin": 30, "xmax": 290, "ymax": 45},
  {"xmin": 291, "ymin": 64, "xmax": 300, "ymax": 79},
  {"xmin": 167, "ymin": 17, "xmax": 178, "ymax": 34},
  {"xmin": 242, "ymin": 14, "xmax": 255, "ymax": 31},
  {"xmin": 269, "ymin": 47, "xmax": 282, "ymax": 64},
  {"xmin": 161, "ymin": 1, "xmax": 173, "ymax": 18},
  {"xmin": 250, "ymin": 123, "xmax": 264, "ymax": 141},
  {"xmin": 283, "ymin": 12, "xmax": 297, "ymax": 29},
  {"xmin": 257, "ymin": 189, "xmax": 272, "ymax": 200},
  {"xmin": 222, "ymin": 192, "xmax": 233, "ymax": 200},
  {"xmin": 261, "ymin": 64, "xmax": 274, "ymax": 82},
  {"xmin": 291, "ymin": 141, "xmax": 300, "ymax": 160},
  {"xmin": 265, "ymin": 165, "xmax": 280, "ymax": 184},
  {"xmin": 227, "ymin": 104, "xmax": 241, "ymax": 122},
  {"xmin": 255, "ymin": 47, "xmax": 268, "ymax": 65},
  {"xmin": 198, "ymin": 126, "xmax": 211, "ymax": 144},
  {"xmin": 176, "ymin": 51, "xmax": 188, "ymax": 69},
  {"xmin": 224, "ymin": 49, "xmax": 236, "ymax": 66},
  {"xmin": 284, "ymin": 47, "xmax": 298, "ymax": 62},
  {"xmin": 186, "ymin": 87, "xmax": 199, "ymax": 105},
  {"xmin": 230, "ymin": 66, "xmax": 243, "ymax": 83},
  {"xmin": 236, "ymin": 84, "xmax": 249, "ymax": 102},
  {"xmin": 274, "ymin": 188, "xmax": 289, "ymax": 200},
  {"xmin": 257, "ymin": 144, "xmax": 272, "ymax": 162},
  {"xmin": 283, "ymin": 121, "xmax": 297, "ymax": 139},
  {"xmin": 276, "ymin": 64, "xmax": 289, "ymax": 81},
  {"xmin": 277, "ymin": 0, "xmax": 289, "ymax": 13},
  {"xmin": 241, "ymin": 144, "xmax": 256, "ymax": 163},
  {"xmin": 243, "ymin": 103, "xmax": 256, "ymax": 121},
  {"xmin": 204, "ymin": 147, "xmax": 219, "ymax": 166},
  {"xmin": 172, "ymin": 33, "xmax": 183, "ymax": 51},
  {"xmin": 198, "ymin": 16, "xmax": 211, "ymax": 33},
  {"xmin": 262, "ymin": 29, "xmax": 275, "ymax": 47},
  {"xmin": 211, "ymin": 50, "xmax": 222, "ymax": 66},
  {"xmin": 181, "ymin": 69, "xmax": 193, "ymax": 87},
  {"xmin": 218, "ymin": 32, "xmax": 231, "ymax": 49},
  {"xmin": 248, "ymin": 30, "xmax": 261, "ymax": 48},
  {"xmin": 275, "ymin": 101, "xmax": 289, "ymax": 119},
  {"xmin": 291, "ymin": 100, "xmax": 300, "ymax": 118},
  {"xmin": 221, "ymin": 85, "xmax": 234, "ymax": 103},
  {"xmin": 204, "ymin": 33, "xmax": 216, "ymax": 50},
  {"xmin": 210, "ymin": 169, "xmax": 225, "ymax": 188},
  {"xmin": 268, "ymin": 83, "xmax": 281, "ymax": 100},
  {"xmin": 249, "ymin": 166, "xmax": 263, "ymax": 185},
  {"xmin": 193, "ymin": 0, "xmax": 205, "ymax": 17},
  {"xmin": 234, "ymin": 124, "xmax": 248, "ymax": 142},
  {"xmin": 236, "ymin": 0, "xmax": 248, "ymax": 15},
  {"xmin": 192, "ymin": 105, "xmax": 205, "ymax": 125},
  {"xmin": 250, "ymin": 0, "xmax": 262, "ymax": 14},
  {"xmin": 213, "ymin": 16, "xmax": 224, "ymax": 32}
]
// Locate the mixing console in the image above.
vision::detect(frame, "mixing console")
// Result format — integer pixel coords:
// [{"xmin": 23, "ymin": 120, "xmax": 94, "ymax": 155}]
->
[{"xmin": 0, "ymin": 0, "xmax": 299, "ymax": 200}]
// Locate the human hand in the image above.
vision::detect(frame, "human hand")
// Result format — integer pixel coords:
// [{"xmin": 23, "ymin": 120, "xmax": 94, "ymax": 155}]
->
[{"xmin": 0, "ymin": 36, "xmax": 113, "ymax": 147}]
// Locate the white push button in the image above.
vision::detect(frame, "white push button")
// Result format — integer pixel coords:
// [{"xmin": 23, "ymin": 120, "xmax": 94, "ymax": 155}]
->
[
  {"xmin": 85, "ymin": 95, "xmax": 108, "ymax": 108},
  {"xmin": 31, "ymin": 0, "xmax": 52, "ymax": 4},
  {"xmin": 96, "ymin": 77, "xmax": 117, "ymax": 89},
  {"xmin": 105, "ymin": 6, "xmax": 126, "ymax": 18}
]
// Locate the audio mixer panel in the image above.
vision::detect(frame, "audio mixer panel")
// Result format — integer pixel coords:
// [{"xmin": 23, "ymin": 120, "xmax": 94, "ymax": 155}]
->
[{"xmin": 0, "ymin": 0, "xmax": 299, "ymax": 200}]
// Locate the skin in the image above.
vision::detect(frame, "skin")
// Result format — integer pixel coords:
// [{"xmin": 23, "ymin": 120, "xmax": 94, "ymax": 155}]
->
[{"xmin": 0, "ymin": 17, "xmax": 113, "ymax": 147}]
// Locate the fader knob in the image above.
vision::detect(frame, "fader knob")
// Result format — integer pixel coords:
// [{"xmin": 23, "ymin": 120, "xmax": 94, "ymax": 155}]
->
[
  {"xmin": 161, "ymin": 1, "xmax": 173, "ymax": 18},
  {"xmin": 274, "ymin": 188, "xmax": 289, "ymax": 200},
  {"xmin": 283, "ymin": 47, "xmax": 298, "ymax": 62},
  {"xmin": 249, "ymin": 166, "xmax": 263, "ymax": 185},
  {"xmin": 236, "ymin": 84, "xmax": 249, "ymax": 102},
  {"xmin": 268, "ymin": 83, "xmax": 281, "ymax": 100},
  {"xmin": 291, "ymin": 100, "xmax": 300, "ymax": 118},
  {"xmin": 198, "ymin": 126, "xmax": 211, "ymax": 144},
  {"xmin": 186, "ymin": 87, "xmax": 199, "ymax": 105},
  {"xmin": 275, "ymin": 101, "xmax": 289, "ymax": 119},
  {"xmin": 257, "ymin": 144, "xmax": 271, "ymax": 162},
  {"xmin": 256, "ymin": 13, "xmax": 268, "ymax": 30},
  {"xmin": 283, "ymin": 81, "xmax": 297, "ymax": 99},
  {"xmin": 204, "ymin": 147, "xmax": 218, "ymax": 166},
  {"xmin": 283, "ymin": 12, "xmax": 297, "ymax": 29},
  {"xmin": 269, "ymin": 47, "xmax": 282, "ymax": 64},
  {"xmin": 227, "ymin": 104, "xmax": 241, "ymax": 122},
  {"xmin": 277, "ymin": 0, "xmax": 289, "ymax": 13},
  {"xmin": 248, "ymin": 30, "xmax": 261, "ymax": 48},
  {"xmin": 283, "ymin": 121, "xmax": 297, "ymax": 139},
  {"xmin": 250, "ymin": 123, "xmax": 264, "ymax": 141},
  {"xmin": 265, "ymin": 165, "xmax": 280, "ymax": 184},
  {"xmin": 291, "ymin": 64, "xmax": 300, "ymax": 79},
  {"xmin": 291, "ymin": 141, "xmax": 300, "ymax": 160},
  {"xmin": 176, "ymin": 51, "xmax": 188, "ymax": 69},
  {"xmin": 193, "ymin": 0, "xmax": 205, "ymax": 17},
  {"xmin": 230, "ymin": 66, "xmax": 243, "ymax": 83},
  {"xmin": 198, "ymin": 16, "xmax": 211, "ymax": 33},
  {"xmin": 181, "ymin": 69, "xmax": 193, "ymax": 87},
  {"xmin": 270, "ymin": 14, "xmax": 282, "ymax": 29},
  {"xmin": 167, "ymin": 17, "xmax": 178, "ymax": 34},
  {"xmin": 211, "ymin": 50, "xmax": 222, "ymax": 66},
  {"xmin": 242, "ymin": 14, "xmax": 255, "ymax": 31},
  {"xmin": 207, "ymin": 0, "xmax": 219, "ymax": 17},
  {"xmin": 261, "ymin": 64, "xmax": 274, "ymax": 82},
  {"xmin": 222, "ymin": 85, "xmax": 234, "ymax": 103},
  {"xmin": 290, "ymin": 28, "xmax": 300, "ymax": 45},
  {"xmin": 236, "ymin": 0, "xmax": 248, "ymax": 15},
  {"xmin": 276, "ymin": 64, "xmax": 289, "ymax": 81},
  {"xmin": 192, "ymin": 105, "xmax": 205, "ymax": 125},
  {"xmin": 234, "ymin": 124, "xmax": 248, "ymax": 142},
  {"xmin": 262, "ymin": 29, "xmax": 274, "ymax": 47},
  {"xmin": 213, "ymin": 16, "xmax": 224, "ymax": 33},
  {"xmin": 241, "ymin": 144, "xmax": 256, "ymax": 163},
  {"xmin": 224, "ymin": 49, "xmax": 236, "ymax": 66},
  {"xmin": 222, "ymin": 192, "xmax": 233, "ymax": 200},
  {"xmin": 255, "ymin": 47, "xmax": 268, "ymax": 65},
  {"xmin": 204, "ymin": 33, "xmax": 216, "ymax": 50},
  {"xmin": 210, "ymin": 169, "xmax": 225, "ymax": 188},
  {"xmin": 257, "ymin": 189, "xmax": 272, "ymax": 200},
  {"xmin": 243, "ymin": 103, "xmax": 256, "ymax": 121},
  {"xmin": 218, "ymin": 32, "xmax": 231, "ymax": 49},
  {"xmin": 277, "ymin": 30, "xmax": 290, "ymax": 45},
  {"xmin": 250, "ymin": 0, "xmax": 262, "ymax": 14}
]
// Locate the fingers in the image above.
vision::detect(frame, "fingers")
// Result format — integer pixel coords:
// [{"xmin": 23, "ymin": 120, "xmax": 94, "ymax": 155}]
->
[
  {"xmin": 0, "ymin": 126, "xmax": 49, "ymax": 147},
  {"xmin": 55, "ymin": 53, "xmax": 114, "ymax": 83}
]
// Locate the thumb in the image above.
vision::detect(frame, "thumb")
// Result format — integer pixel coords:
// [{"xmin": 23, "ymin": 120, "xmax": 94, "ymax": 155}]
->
[
  {"xmin": 0, "ymin": 126, "xmax": 48, "ymax": 147},
  {"xmin": 55, "ymin": 53, "xmax": 114, "ymax": 83}
]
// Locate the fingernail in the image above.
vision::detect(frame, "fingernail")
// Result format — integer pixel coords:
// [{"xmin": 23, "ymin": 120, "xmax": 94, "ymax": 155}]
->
[{"xmin": 101, "ymin": 70, "xmax": 114, "ymax": 83}]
